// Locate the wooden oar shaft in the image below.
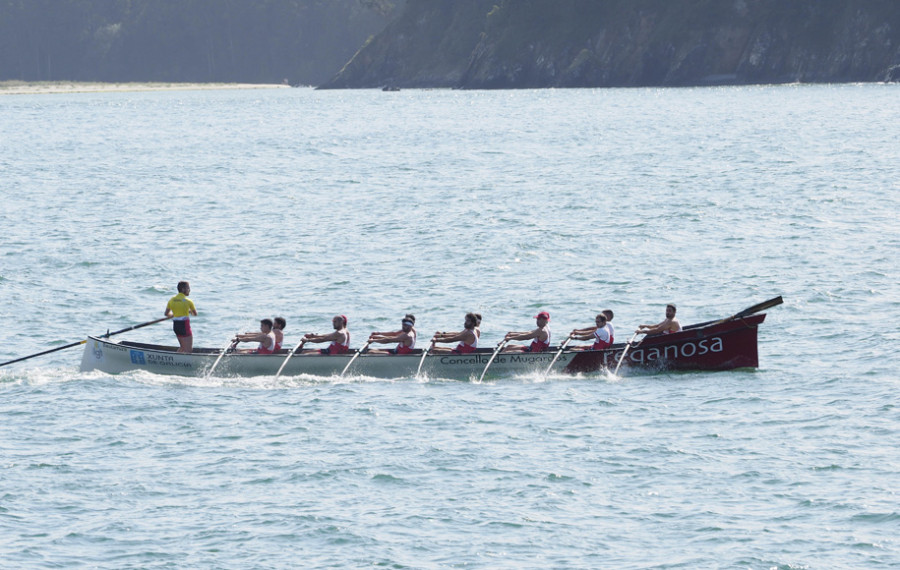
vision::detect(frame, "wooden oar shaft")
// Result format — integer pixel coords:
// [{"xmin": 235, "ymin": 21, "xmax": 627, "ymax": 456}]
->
[
  {"xmin": 0, "ymin": 315, "xmax": 173, "ymax": 368},
  {"xmin": 104, "ymin": 316, "xmax": 173, "ymax": 338},
  {"xmin": 477, "ymin": 339, "xmax": 509, "ymax": 383},
  {"xmin": 0, "ymin": 340, "xmax": 87, "ymax": 368},
  {"xmin": 732, "ymin": 295, "xmax": 783, "ymax": 319},
  {"xmin": 544, "ymin": 336, "xmax": 573, "ymax": 375},
  {"xmin": 686, "ymin": 296, "xmax": 785, "ymax": 330},
  {"xmin": 340, "ymin": 340, "xmax": 372, "ymax": 376},
  {"xmin": 275, "ymin": 339, "xmax": 306, "ymax": 378},
  {"xmin": 613, "ymin": 332, "xmax": 640, "ymax": 376},
  {"xmin": 207, "ymin": 338, "xmax": 238, "ymax": 378},
  {"xmin": 415, "ymin": 338, "xmax": 435, "ymax": 377}
]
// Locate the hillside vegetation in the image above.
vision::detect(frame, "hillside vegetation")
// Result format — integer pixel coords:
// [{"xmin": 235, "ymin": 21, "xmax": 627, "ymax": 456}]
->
[
  {"xmin": 320, "ymin": 0, "xmax": 900, "ymax": 89},
  {"xmin": 0, "ymin": 0, "xmax": 391, "ymax": 85}
]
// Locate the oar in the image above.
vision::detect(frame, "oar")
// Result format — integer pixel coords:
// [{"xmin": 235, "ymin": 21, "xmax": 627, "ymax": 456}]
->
[
  {"xmin": 415, "ymin": 337, "xmax": 436, "ymax": 378},
  {"xmin": 274, "ymin": 338, "xmax": 306, "ymax": 378},
  {"xmin": 613, "ymin": 332, "xmax": 641, "ymax": 376},
  {"xmin": 544, "ymin": 334, "xmax": 574, "ymax": 375},
  {"xmin": 477, "ymin": 339, "xmax": 509, "ymax": 382},
  {"xmin": 685, "ymin": 296, "xmax": 785, "ymax": 330},
  {"xmin": 729, "ymin": 295, "xmax": 783, "ymax": 320},
  {"xmin": 0, "ymin": 315, "xmax": 172, "ymax": 368},
  {"xmin": 340, "ymin": 339, "xmax": 372, "ymax": 377},
  {"xmin": 206, "ymin": 338, "xmax": 239, "ymax": 378}
]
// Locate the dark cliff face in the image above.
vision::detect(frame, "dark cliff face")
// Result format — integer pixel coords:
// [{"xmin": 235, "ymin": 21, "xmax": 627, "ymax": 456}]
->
[
  {"xmin": 0, "ymin": 0, "xmax": 390, "ymax": 85},
  {"xmin": 319, "ymin": 0, "xmax": 900, "ymax": 89},
  {"xmin": 320, "ymin": 0, "xmax": 493, "ymax": 88}
]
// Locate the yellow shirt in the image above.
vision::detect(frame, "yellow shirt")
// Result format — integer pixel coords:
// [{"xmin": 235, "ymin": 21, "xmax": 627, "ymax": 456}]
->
[{"xmin": 166, "ymin": 293, "xmax": 196, "ymax": 319}]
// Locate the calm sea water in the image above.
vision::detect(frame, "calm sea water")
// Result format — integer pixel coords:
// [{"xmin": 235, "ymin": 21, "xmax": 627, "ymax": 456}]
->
[{"xmin": 1, "ymin": 85, "xmax": 898, "ymax": 568}]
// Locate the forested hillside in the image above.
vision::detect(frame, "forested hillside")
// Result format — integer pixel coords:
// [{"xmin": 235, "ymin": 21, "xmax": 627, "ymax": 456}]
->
[
  {"xmin": 321, "ymin": 0, "xmax": 900, "ymax": 89},
  {"xmin": 6, "ymin": 1, "xmax": 899, "ymax": 89},
  {"xmin": 0, "ymin": 0, "xmax": 392, "ymax": 85}
]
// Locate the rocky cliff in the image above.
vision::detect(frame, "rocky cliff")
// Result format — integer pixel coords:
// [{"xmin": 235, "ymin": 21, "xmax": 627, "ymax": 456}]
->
[{"xmin": 319, "ymin": 0, "xmax": 900, "ymax": 89}]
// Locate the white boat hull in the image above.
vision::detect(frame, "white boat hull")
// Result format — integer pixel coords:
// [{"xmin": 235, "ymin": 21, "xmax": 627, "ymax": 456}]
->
[{"xmin": 80, "ymin": 336, "xmax": 578, "ymax": 379}]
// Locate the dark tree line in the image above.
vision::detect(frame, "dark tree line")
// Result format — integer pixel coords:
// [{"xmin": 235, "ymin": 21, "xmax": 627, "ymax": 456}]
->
[{"xmin": 0, "ymin": 0, "xmax": 393, "ymax": 85}]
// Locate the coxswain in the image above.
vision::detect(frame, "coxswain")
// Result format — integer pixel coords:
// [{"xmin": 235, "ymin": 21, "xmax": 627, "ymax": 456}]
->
[
  {"xmin": 164, "ymin": 281, "xmax": 197, "ymax": 354},
  {"xmin": 502, "ymin": 311, "xmax": 552, "ymax": 352}
]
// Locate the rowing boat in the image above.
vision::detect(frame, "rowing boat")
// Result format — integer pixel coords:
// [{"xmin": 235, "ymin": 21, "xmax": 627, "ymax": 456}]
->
[{"xmin": 79, "ymin": 298, "xmax": 780, "ymax": 379}]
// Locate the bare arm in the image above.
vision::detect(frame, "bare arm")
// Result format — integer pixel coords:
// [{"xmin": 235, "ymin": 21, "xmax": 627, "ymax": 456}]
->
[
  {"xmin": 368, "ymin": 331, "xmax": 405, "ymax": 345},
  {"xmin": 303, "ymin": 330, "xmax": 344, "ymax": 344},
  {"xmin": 637, "ymin": 318, "xmax": 671, "ymax": 335},
  {"xmin": 504, "ymin": 327, "xmax": 544, "ymax": 342},
  {"xmin": 434, "ymin": 330, "xmax": 474, "ymax": 345},
  {"xmin": 235, "ymin": 332, "xmax": 267, "ymax": 344},
  {"xmin": 570, "ymin": 330, "xmax": 597, "ymax": 341}
]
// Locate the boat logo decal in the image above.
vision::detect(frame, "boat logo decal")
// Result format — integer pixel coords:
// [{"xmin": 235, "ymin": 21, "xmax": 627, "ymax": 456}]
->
[
  {"xmin": 627, "ymin": 337, "xmax": 724, "ymax": 363},
  {"xmin": 130, "ymin": 350, "xmax": 146, "ymax": 365}
]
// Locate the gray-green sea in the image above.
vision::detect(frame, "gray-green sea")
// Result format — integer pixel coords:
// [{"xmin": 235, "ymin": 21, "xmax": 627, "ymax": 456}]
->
[{"xmin": 1, "ymin": 84, "xmax": 898, "ymax": 568}]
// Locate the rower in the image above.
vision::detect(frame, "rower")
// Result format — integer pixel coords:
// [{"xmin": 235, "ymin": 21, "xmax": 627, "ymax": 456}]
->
[
  {"xmin": 367, "ymin": 314, "xmax": 417, "ymax": 354},
  {"xmin": 234, "ymin": 318, "xmax": 277, "ymax": 354},
  {"xmin": 636, "ymin": 304, "xmax": 682, "ymax": 335},
  {"xmin": 569, "ymin": 313, "xmax": 612, "ymax": 351},
  {"xmin": 502, "ymin": 311, "xmax": 551, "ymax": 352},
  {"xmin": 602, "ymin": 309, "xmax": 615, "ymax": 344},
  {"xmin": 301, "ymin": 315, "xmax": 351, "ymax": 355},
  {"xmin": 272, "ymin": 317, "xmax": 286, "ymax": 351},
  {"xmin": 430, "ymin": 313, "xmax": 479, "ymax": 354}
]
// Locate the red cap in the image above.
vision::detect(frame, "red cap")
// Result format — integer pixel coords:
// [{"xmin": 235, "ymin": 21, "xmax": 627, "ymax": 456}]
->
[{"xmin": 535, "ymin": 311, "xmax": 550, "ymax": 320}]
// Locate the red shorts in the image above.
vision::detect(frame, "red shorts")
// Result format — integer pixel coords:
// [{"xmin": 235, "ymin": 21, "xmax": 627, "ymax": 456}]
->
[
  {"xmin": 453, "ymin": 344, "xmax": 477, "ymax": 354},
  {"xmin": 173, "ymin": 319, "xmax": 192, "ymax": 338}
]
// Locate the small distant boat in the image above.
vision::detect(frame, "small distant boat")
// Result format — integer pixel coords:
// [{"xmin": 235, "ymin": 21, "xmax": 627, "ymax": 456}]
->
[
  {"xmin": 79, "ymin": 297, "xmax": 782, "ymax": 379},
  {"xmin": 382, "ymin": 85, "xmax": 400, "ymax": 92}
]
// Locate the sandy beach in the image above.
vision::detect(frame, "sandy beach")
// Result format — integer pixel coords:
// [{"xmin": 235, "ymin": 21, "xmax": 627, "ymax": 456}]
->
[{"xmin": 0, "ymin": 81, "xmax": 294, "ymax": 95}]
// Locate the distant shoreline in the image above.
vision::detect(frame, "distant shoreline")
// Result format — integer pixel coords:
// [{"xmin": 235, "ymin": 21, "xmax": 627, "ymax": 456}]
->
[{"xmin": 0, "ymin": 81, "xmax": 294, "ymax": 95}]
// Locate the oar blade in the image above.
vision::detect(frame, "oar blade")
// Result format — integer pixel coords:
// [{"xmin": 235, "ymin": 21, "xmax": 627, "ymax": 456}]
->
[
  {"xmin": 732, "ymin": 295, "xmax": 783, "ymax": 319},
  {"xmin": 1, "ymin": 316, "xmax": 172, "ymax": 369}
]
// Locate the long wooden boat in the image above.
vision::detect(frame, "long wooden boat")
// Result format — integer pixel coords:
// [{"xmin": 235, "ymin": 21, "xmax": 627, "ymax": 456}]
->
[{"xmin": 79, "ymin": 297, "xmax": 781, "ymax": 379}]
